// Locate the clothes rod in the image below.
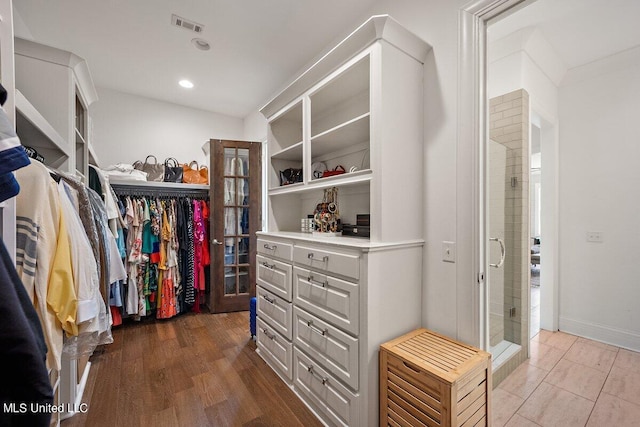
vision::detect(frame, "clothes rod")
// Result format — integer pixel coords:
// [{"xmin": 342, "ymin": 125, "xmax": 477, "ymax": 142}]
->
[{"xmin": 111, "ymin": 182, "xmax": 209, "ymax": 198}]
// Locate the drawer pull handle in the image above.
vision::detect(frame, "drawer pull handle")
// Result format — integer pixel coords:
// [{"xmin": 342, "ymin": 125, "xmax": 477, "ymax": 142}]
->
[
  {"xmin": 306, "ymin": 320, "xmax": 327, "ymax": 336},
  {"xmin": 307, "ymin": 253, "xmax": 329, "ymax": 263},
  {"xmin": 263, "ymin": 244, "xmax": 277, "ymax": 251},
  {"xmin": 262, "ymin": 262, "xmax": 275, "ymax": 270},
  {"xmin": 403, "ymin": 361, "xmax": 421, "ymax": 373},
  {"xmin": 262, "ymin": 328, "xmax": 276, "ymax": 340},
  {"xmin": 307, "ymin": 365, "xmax": 327, "ymax": 385},
  {"xmin": 307, "ymin": 275, "xmax": 327, "ymax": 288},
  {"xmin": 262, "ymin": 294, "xmax": 275, "ymax": 304}
]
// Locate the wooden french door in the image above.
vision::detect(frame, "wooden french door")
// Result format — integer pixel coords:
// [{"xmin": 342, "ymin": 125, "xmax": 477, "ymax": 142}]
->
[{"xmin": 209, "ymin": 139, "xmax": 261, "ymax": 313}]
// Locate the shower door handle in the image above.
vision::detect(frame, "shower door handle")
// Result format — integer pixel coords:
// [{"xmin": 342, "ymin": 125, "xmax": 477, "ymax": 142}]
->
[{"xmin": 489, "ymin": 237, "xmax": 506, "ymax": 268}]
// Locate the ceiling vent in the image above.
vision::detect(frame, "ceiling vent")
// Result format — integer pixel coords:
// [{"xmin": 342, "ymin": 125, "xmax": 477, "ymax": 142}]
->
[{"xmin": 171, "ymin": 14, "xmax": 204, "ymax": 33}]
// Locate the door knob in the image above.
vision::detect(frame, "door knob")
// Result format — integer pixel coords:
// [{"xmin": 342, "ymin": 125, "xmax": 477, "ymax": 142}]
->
[{"xmin": 212, "ymin": 239, "xmax": 224, "ymax": 246}]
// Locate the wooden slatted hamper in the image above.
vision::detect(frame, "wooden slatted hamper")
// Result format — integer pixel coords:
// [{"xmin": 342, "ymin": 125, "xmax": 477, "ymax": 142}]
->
[{"xmin": 379, "ymin": 328, "xmax": 492, "ymax": 427}]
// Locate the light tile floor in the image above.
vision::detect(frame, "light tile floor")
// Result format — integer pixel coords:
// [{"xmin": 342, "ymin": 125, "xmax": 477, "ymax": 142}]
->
[{"xmin": 493, "ymin": 330, "xmax": 640, "ymax": 426}]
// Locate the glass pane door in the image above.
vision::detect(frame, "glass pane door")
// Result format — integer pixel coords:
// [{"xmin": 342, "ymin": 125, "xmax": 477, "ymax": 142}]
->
[
  {"xmin": 210, "ymin": 139, "xmax": 260, "ymax": 313},
  {"xmin": 223, "ymin": 148, "xmax": 251, "ymax": 296}
]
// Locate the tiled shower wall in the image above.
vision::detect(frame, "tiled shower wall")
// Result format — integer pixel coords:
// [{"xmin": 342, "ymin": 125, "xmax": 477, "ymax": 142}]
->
[{"xmin": 489, "ymin": 89, "xmax": 530, "ymax": 386}]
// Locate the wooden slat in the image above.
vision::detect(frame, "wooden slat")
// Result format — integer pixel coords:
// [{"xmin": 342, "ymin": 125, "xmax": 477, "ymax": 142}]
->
[
  {"xmin": 456, "ymin": 383, "xmax": 485, "ymax": 416},
  {"xmin": 388, "ymin": 398, "xmax": 432, "ymax": 427},
  {"xmin": 457, "ymin": 392, "xmax": 485, "ymax": 425},
  {"xmin": 473, "ymin": 415, "xmax": 486, "ymax": 427},
  {"xmin": 387, "ymin": 357, "xmax": 443, "ymax": 399},
  {"xmin": 461, "ymin": 404, "xmax": 486, "ymax": 427},
  {"xmin": 403, "ymin": 337, "xmax": 469, "ymax": 367},
  {"xmin": 388, "ymin": 408, "xmax": 413, "ymax": 427},
  {"xmin": 396, "ymin": 343, "xmax": 460, "ymax": 372},
  {"xmin": 388, "ymin": 371, "xmax": 442, "ymax": 413},
  {"xmin": 412, "ymin": 334, "xmax": 476, "ymax": 360},
  {"xmin": 388, "ymin": 381, "xmax": 442, "ymax": 423},
  {"xmin": 388, "ymin": 414, "xmax": 403, "ymax": 427},
  {"xmin": 389, "ymin": 389, "xmax": 441, "ymax": 427},
  {"xmin": 456, "ymin": 373, "xmax": 486, "ymax": 405}
]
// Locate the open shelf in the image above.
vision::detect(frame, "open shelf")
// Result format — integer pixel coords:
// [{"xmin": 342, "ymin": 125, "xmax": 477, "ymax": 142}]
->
[
  {"xmin": 310, "ymin": 55, "xmax": 370, "ymax": 121},
  {"xmin": 269, "ymin": 100, "xmax": 303, "ymax": 152},
  {"xmin": 311, "ymin": 113, "xmax": 370, "ymax": 158},
  {"xmin": 271, "ymin": 141, "xmax": 303, "ymax": 161},
  {"xmin": 15, "ymin": 89, "xmax": 69, "ymax": 167},
  {"xmin": 268, "ymin": 169, "xmax": 372, "ymax": 196}
]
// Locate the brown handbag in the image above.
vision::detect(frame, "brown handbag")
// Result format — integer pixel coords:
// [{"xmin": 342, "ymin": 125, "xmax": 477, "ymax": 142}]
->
[
  {"xmin": 182, "ymin": 161, "xmax": 208, "ymax": 185},
  {"xmin": 199, "ymin": 165, "xmax": 209, "ymax": 185}
]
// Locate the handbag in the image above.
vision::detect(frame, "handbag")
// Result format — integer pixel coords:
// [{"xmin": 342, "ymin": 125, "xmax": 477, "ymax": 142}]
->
[
  {"xmin": 134, "ymin": 155, "xmax": 164, "ymax": 182},
  {"xmin": 163, "ymin": 157, "xmax": 183, "ymax": 183},
  {"xmin": 199, "ymin": 165, "xmax": 209, "ymax": 185},
  {"xmin": 183, "ymin": 161, "xmax": 208, "ymax": 185},
  {"xmin": 279, "ymin": 168, "xmax": 302, "ymax": 186},
  {"xmin": 321, "ymin": 165, "xmax": 346, "ymax": 178}
]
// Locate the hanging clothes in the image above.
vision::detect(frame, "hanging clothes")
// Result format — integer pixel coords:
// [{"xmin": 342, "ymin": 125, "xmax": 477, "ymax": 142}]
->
[
  {"xmin": 111, "ymin": 189, "xmax": 209, "ymax": 320},
  {"xmin": 15, "ymin": 161, "xmax": 78, "ymax": 371}
]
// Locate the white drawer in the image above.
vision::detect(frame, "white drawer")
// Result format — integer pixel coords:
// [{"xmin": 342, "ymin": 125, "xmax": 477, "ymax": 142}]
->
[
  {"xmin": 293, "ymin": 266, "xmax": 359, "ymax": 335},
  {"xmin": 293, "ymin": 244, "xmax": 360, "ymax": 281},
  {"xmin": 293, "ymin": 348, "xmax": 360, "ymax": 427},
  {"xmin": 257, "ymin": 317, "xmax": 292, "ymax": 382},
  {"xmin": 257, "ymin": 287, "xmax": 293, "ymax": 340},
  {"xmin": 293, "ymin": 307, "xmax": 359, "ymax": 390},
  {"xmin": 257, "ymin": 237, "xmax": 293, "ymax": 261},
  {"xmin": 257, "ymin": 255, "xmax": 292, "ymax": 302}
]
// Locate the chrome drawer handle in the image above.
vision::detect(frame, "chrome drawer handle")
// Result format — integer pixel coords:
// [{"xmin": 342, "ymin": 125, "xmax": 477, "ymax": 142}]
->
[
  {"xmin": 307, "ymin": 365, "xmax": 327, "ymax": 385},
  {"xmin": 262, "ymin": 294, "xmax": 275, "ymax": 304},
  {"xmin": 307, "ymin": 275, "xmax": 327, "ymax": 288},
  {"xmin": 306, "ymin": 320, "xmax": 327, "ymax": 336},
  {"xmin": 263, "ymin": 244, "xmax": 277, "ymax": 251},
  {"xmin": 262, "ymin": 328, "xmax": 276, "ymax": 340},
  {"xmin": 307, "ymin": 253, "xmax": 329, "ymax": 263},
  {"xmin": 262, "ymin": 261, "xmax": 275, "ymax": 270}
]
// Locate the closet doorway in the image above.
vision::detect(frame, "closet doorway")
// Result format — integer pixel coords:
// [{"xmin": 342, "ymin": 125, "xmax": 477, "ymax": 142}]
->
[{"xmin": 209, "ymin": 139, "xmax": 262, "ymax": 313}]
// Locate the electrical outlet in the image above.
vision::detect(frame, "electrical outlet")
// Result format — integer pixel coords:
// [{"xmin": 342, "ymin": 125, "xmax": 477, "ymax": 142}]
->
[
  {"xmin": 443, "ymin": 241, "xmax": 456, "ymax": 263},
  {"xmin": 586, "ymin": 231, "xmax": 604, "ymax": 243}
]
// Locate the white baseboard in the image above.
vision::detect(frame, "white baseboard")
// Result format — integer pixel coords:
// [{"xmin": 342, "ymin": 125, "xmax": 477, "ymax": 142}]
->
[{"xmin": 559, "ymin": 317, "xmax": 640, "ymax": 352}]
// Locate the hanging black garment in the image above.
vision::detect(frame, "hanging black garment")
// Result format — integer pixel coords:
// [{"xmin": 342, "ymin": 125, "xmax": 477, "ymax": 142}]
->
[{"xmin": 0, "ymin": 239, "xmax": 53, "ymax": 427}]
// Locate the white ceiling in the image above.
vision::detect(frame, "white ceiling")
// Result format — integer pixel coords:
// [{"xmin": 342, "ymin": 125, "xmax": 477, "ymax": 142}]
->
[
  {"xmin": 14, "ymin": 1, "xmax": 640, "ymax": 119},
  {"xmin": 13, "ymin": 0, "xmax": 377, "ymax": 118},
  {"xmin": 489, "ymin": 0, "xmax": 640, "ymax": 70}
]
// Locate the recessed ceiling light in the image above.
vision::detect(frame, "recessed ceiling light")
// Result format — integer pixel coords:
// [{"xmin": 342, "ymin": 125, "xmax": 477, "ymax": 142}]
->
[
  {"xmin": 191, "ymin": 38, "xmax": 211, "ymax": 51},
  {"xmin": 179, "ymin": 79, "xmax": 194, "ymax": 89}
]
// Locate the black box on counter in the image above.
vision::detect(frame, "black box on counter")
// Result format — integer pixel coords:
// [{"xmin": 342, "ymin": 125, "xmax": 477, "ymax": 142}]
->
[
  {"xmin": 356, "ymin": 214, "xmax": 370, "ymax": 226},
  {"xmin": 342, "ymin": 224, "xmax": 370, "ymax": 238}
]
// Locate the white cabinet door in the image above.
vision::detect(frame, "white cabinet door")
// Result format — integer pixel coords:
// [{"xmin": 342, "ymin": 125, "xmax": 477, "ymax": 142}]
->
[
  {"xmin": 293, "ymin": 245, "xmax": 360, "ymax": 281},
  {"xmin": 257, "ymin": 287, "xmax": 293, "ymax": 340},
  {"xmin": 293, "ymin": 266, "xmax": 359, "ymax": 335},
  {"xmin": 293, "ymin": 307, "xmax": 359, "ymax": 390},
  {"xmin": 293, "ymin": 348, "xmax": 360, "ymax": 427},
  {"xmin": 257, "ymin": 238, "xmax": 293, "ymax": 261},
  {"xmin": 257, "ymin": 318, "xmax": 293, "ymax": 382},
  {"xmin": 257, "ymin": 254, "xmax": 292, "ymax": 302}
]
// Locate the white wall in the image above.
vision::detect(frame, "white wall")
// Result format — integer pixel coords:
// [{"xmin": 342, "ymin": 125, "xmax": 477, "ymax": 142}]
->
[
  {"xmin": 558, "ymin": 48, "xmax": 640, "ymax": 351},
  {"xmin": 243, "ymin": 110, "xmax": 268, "ymax": 142},
  {"xmin": 90, "ymin": 87, "xmax": 244, "ymax": 168}
]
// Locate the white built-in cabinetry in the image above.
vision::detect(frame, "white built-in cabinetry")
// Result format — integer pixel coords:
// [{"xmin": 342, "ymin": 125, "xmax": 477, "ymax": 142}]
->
[
  {"xmin": 13, "ymin": 37, "xmax": 98, "ymax": 421},
  {"xmin": 14, "ymin": 37, "xmax": 99, "ymax": 180},
  {"xmin": 256, "ymin": 15, "xmax": 430, "ymax": 426}
]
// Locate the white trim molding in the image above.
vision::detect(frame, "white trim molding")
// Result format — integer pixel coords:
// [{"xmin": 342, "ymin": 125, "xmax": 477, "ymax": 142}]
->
[
  {"xmin": 457, "ymin": 0, "xmax": 529, "ymax": 350},
  {"xmin": 560, "ymin": 317, "xmax": 640, "ymax": 353}
]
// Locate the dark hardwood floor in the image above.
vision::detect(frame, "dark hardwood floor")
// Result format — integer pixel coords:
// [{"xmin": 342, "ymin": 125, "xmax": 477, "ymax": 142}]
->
[{"xmin": 61, "ymin": 311, "xmax": 322, "ymax": 427}]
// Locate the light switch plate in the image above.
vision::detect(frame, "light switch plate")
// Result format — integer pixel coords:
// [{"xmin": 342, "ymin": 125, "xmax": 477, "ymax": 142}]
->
[{"xmin": 443, "ymin": 241, "xmax": 456, "ymax": 263}]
